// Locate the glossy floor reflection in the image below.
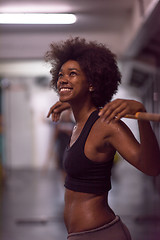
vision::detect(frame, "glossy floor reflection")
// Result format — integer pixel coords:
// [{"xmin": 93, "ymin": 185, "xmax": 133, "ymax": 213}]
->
[{"xmin": 0, "ymin": 160, "xmax": 160, "ymax": 240}]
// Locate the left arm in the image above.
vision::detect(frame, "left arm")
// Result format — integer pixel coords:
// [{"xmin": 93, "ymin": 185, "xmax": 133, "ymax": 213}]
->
[
  {"xmin": 100, "ymin": 99, "xmax": 160, "ymax": 176},
  {"xmin": 137, "ymin": 119, "xmax": 160, "ymax": 176}
]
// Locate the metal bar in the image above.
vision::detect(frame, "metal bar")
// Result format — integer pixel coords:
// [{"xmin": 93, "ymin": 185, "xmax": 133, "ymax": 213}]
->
[{"xmin": 124, "ymin": 112, "xmax": 160, "ymax": 122}]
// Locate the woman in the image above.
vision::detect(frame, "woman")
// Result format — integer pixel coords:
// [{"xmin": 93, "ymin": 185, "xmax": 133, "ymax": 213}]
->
[{"xmin": 46, "ymin": 37, "xmax": 160, "ymax": 240}]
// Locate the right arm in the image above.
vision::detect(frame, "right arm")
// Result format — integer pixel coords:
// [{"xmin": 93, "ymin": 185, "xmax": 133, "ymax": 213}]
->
[{"xmin": 47, "ymin": 101, "xmax": 71, "ymax": 122}]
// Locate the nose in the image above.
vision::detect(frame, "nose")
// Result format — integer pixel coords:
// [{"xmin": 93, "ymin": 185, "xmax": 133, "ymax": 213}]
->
[{"xmin": 57, "ymin": 74, "xmax": 69, "ymax": 89}]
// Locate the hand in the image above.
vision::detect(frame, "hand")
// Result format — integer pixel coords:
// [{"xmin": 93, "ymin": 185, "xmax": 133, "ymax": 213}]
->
[
  {"xmin": 99, "ymin": 99, "xmax": 146, "ymax": 123},
  {"xmin": 47, "ymin": 101, "xmax": 71, "ymax": 122}
]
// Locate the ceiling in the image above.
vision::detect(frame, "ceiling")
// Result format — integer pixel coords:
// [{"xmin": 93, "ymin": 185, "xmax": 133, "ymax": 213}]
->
[
  {"xmin": 0, "ymin": 0, "xmax": 160, "ymax": 63},
  {"xmin": 124, "ymin": 0, "xmax": 160, "ymax": 65},
  {"xmin": 0, "ymin": 0, "xmax": 134, "ymax": 33}
]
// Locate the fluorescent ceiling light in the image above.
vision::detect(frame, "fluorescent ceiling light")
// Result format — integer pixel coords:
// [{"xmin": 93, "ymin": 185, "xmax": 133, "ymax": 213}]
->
[{"xmin": 0, "ymin": 13, "xmax": 77, "ymax": 24}]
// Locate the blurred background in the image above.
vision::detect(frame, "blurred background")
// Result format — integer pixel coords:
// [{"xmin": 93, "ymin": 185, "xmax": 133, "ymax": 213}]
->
[{"xmin": 0, "ymin": 0, "xmax": 160, "ymax": 240}]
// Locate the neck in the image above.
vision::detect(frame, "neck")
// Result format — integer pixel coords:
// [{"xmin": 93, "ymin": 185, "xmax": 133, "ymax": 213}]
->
[{"xmin": 70, "ymin": 101, "xmax": 97, "ymax": 124}]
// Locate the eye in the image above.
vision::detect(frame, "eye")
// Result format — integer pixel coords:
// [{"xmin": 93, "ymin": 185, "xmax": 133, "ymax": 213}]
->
[
  {"xmin": 70, "ymin": 71, "xmax": 77, "ymax": 76},
  {"xmin": 58, "ymin": 73, "xmax": 63, "ymax": 79}
]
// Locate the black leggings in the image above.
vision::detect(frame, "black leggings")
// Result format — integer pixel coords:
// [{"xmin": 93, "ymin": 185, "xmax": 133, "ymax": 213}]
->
[{"xmin": 67, "ymin": 216, "xmax": 131, "ymax": 240}]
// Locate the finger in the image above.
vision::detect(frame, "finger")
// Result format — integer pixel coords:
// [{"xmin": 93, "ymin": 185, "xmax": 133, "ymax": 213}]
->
[
  {"xmin": 55, "ymin": 113, "xmax": 60, "ymax": 122},
  {"xmin": 101, "ymin": 101, "xmax": 128, "ymax": 123},
  {"xmin": 99, "ymin": 99, "xmax": 123, "ymax": 117},
  {"xmin": 47, "ymin": 108, "xmax": 53, "ymax": 118},
  {"xmin": 47, "ymin": 106, "xmax": 57, "ymax": 118},
  {"xmin": 99, "ymin": 103, "xmax": 111, "ymax": 117},
  {"xmin": 113, "ymin": 109, "xmax": 128, "ymax": 122},
  {"xmin": 51, "ymin": 113, "xmax": 55, "ymax": 122},
  {"xmin": 51, "ymin": 112, "xmax": 56, "ymax": 122},
  {"xmin": 99, "ymin": 100, "xmax": 123, "ymax": 121},
  {"xmin": 108, "ymin": 104, "xmax": 129, "ymax": 121},
  {"xmin": 53, "ymin": 104, "xmax": 66, "ymax": 114},
  {"xmin": 52, "ymin": 113, "xmax": 60, "ymax": 122},
  {"xmin": 99, "ymin": 104, "xmax": 115, "ymax": 122},
  {"xmin": 105, "ymin": 107, "xmax": 126, "ymax": 123},
  {"xmin": 54, "ymin": 102, "xmax": 70, "ymax": 113},
  {"xmin": 47, "ymin": 102, "xmax": 62, "ymax": 118}
]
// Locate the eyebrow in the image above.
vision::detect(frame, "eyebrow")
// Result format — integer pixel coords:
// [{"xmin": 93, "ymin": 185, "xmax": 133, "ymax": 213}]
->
[{"xmin": 59, "ymin": 67, "xmax": 81, "ymax": 73}]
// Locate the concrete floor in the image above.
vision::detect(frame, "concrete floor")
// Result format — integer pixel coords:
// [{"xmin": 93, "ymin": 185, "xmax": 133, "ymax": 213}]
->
[{"xmin": 0, "ymin": 160, "xmax": 160, "ymax": 240}]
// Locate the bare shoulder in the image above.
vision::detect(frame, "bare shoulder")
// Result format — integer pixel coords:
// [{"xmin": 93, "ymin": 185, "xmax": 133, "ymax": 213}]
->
[
  {"xmin": 92, "ymin": 117, "xmax": 137, "ymax": 150},
  {"xmin": 87, "ymin": 117, "xmax": 127, "ymax": 150},
  {"xmin": 90, "ymin": 117, "xmax": 138, "ymax": 158},
  {"xmin": 93, "ymin": 117, "xmax": 129, "ymax": 138}
]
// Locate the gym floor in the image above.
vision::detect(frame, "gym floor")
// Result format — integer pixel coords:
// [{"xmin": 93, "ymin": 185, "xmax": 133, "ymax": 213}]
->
[{"xmin": 1, "ymin": 160, "xmax": 160, "ymax": 240}]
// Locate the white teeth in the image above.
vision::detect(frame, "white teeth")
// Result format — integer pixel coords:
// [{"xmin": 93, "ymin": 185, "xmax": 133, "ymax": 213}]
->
[{"xmin": 60, "ymin": 88, "xmax": 71, "ymax": 92}]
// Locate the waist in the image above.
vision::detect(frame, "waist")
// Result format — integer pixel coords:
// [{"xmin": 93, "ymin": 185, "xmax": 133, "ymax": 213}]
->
[
  {"xmin": 64, "ymin": 189, "xmax": 115, "ymax": 233},
  {"xmin": 64, "ymin": 174, "xmax": 111, "ymax": 194}
]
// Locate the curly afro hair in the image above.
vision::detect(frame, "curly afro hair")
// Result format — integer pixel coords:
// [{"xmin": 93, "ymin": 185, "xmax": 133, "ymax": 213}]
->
[{"xmin": 45, "ymin": 37, "xmax": 121, "ymax": 108}]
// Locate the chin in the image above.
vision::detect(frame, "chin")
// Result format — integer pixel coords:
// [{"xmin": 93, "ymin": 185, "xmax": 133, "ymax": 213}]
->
[
  {"xmin": 59, "ymin": 94, "xmax": 74, "ymax": 102},
  {"xmin": 59, "ymin": 97, "xmax": 70, "ymax": 103}
]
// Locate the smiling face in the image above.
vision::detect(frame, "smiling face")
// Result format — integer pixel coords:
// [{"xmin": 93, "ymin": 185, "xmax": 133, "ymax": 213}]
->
[{"xmin": 57, "ymin": 60, "xmax": 91, "ymax": 104}]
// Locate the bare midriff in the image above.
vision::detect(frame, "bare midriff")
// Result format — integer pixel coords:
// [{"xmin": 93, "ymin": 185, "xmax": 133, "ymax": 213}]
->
[{"xmin": 64, "ymin": 188, "xmax": 116, "ymax": 234}]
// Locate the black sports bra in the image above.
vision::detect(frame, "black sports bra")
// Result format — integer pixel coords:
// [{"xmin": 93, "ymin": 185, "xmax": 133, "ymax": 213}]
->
[{"xmin": 63, "ymin": 110, "xmax": 114, "ymax": 194}]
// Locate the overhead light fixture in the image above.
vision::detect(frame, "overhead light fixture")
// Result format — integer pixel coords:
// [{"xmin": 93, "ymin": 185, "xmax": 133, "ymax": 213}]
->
[{"xmin": 0, "ymin": 13, "xmax": 77, "ymax": 24}]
